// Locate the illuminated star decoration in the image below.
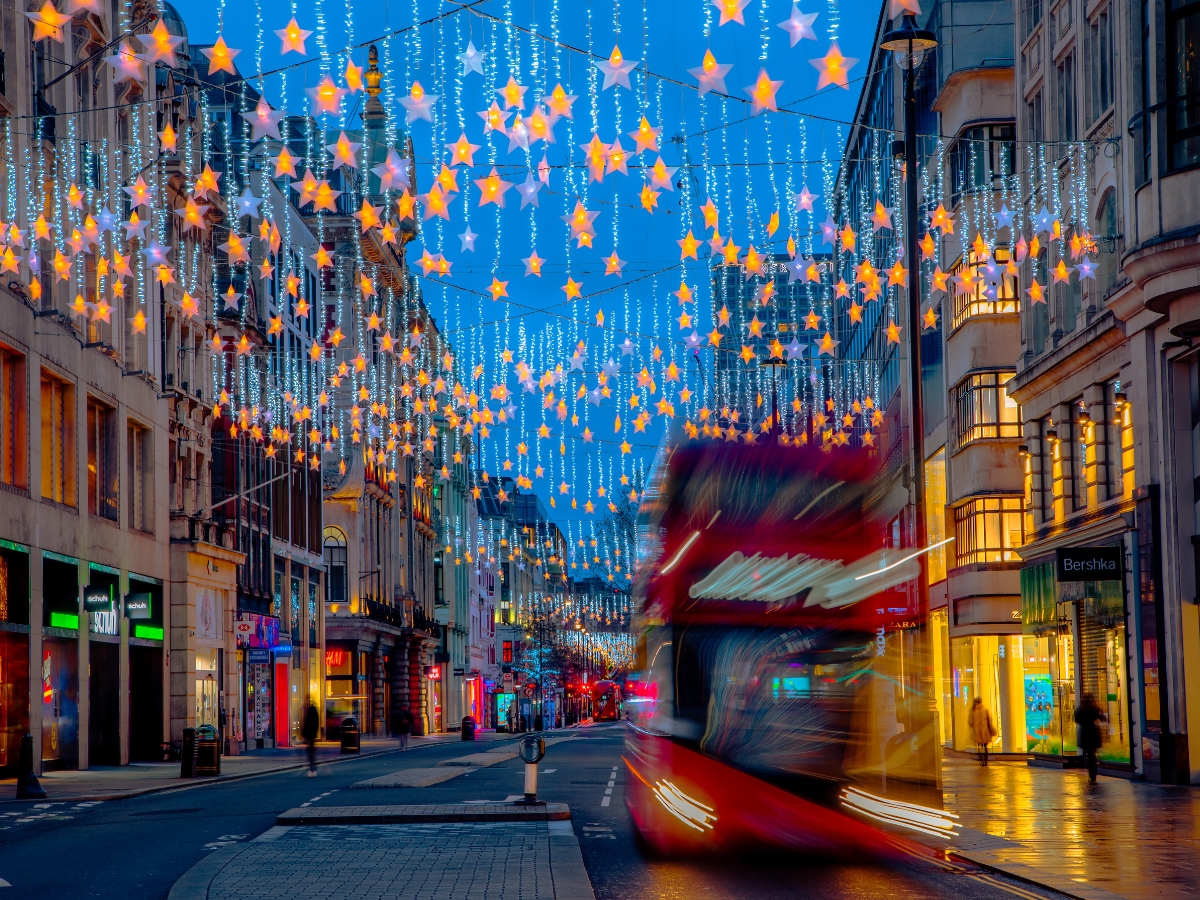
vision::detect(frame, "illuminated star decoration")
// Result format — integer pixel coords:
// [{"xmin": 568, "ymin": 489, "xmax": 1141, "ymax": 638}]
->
[
  {"xmin": 275, "ymin": 17, "xmax": 312, "ymax": 55},
  {"xmin": 777, "ymin": 4, "xmax": 819, "ymax": 45},
  {"xmin": 688, "ymin": 50, "xmax": 733, "ymax": 96},
  {"xmin": 745, "ymin": 69, "xmax": 783, "ymax": 115},
  {"xmin": 810, "ymin": 42, "xmax": 859, "ymax": 90},
  {"xmin": 249, "ymin": 98, "xmax": 284, "ymax": 141},
  {"xmin": 794, "ymin": 186, "xmax": 819, "ymax": 212},
  {"xmin": 594, "ymin": 46, "xmax": 639, "ymax": 91},
  {"xmin": 712, "ymin": 0, "xmax": 752, "ymax": 26},
  {"xmin": 27, "ymin": 1, "xmax": 71, "ymax": 43},
  {"xmin": 101, "ymin": 41, "xmax": 150, "ymax": 91},
  {"xmin": 201, "ymin": 36, "xmax": 241, "ymax": 76},
  {"xmin": 459, "ymin": 226, "xmax": 478, "ymax": 252},
  {"xmin": 458, "ymin": 39, "xmax": 487, "ymax": 76},
  {"xmin": 400, "ymin": 82, "xmax": 438, "ymax": 123},
  {"xmin": 308, "ymin": 76, "xmax": 347, "ymax": 115},
  {"xmin": 371, "ymin": 148, "xmax": 411, "ymax": 191},
  {"xmin": 138, "ymin": 19, "xmax": 184, "ymax": 68}
]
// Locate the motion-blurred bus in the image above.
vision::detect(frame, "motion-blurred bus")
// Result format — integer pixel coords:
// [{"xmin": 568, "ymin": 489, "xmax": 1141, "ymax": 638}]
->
[
  {"xmin": 592, "ymin": 680, "xmax": 622, "ymax": 721},
  {"xmin": 624, "ymin": 438, "xmax": 949, "ymax": 854}
]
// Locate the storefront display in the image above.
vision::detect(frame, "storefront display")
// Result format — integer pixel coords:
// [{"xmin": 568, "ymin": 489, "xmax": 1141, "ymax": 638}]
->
[
  {"xmin": 235, "ymin": 612, "xmax": 282, "ymax": 749},
  {"xmin": 950, "ymin": 634, "xmax": 1025, "ymax": 754},
  {"xmin": 40, "ymin": 637, "xmax": 78, "ymax": 769},
  {"xmin": 0, "ymin": 543, "xmax": 30, "ymax": 774}
]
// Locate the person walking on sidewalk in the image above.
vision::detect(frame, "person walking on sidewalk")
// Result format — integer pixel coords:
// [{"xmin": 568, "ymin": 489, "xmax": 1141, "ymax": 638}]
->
[
  {"xmin": 394, "ymin": 705, "xmax": 414, "ymax": 751},
  {"xmin": 302, "ymin": 696, "xmax": 320, "ymax": 777},
  {"xmin": 968, "ymin": 697, "xmax": 997, "ymax": 767},
  {"xmin": 1075, "ymin": 693, "xmax": 1107, "ymax": 784}
]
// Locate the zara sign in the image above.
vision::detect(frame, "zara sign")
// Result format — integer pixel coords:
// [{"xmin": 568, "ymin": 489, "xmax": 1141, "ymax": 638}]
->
[{"xmin": 1055, "ymin": 546, "xmax": 1124, "ymax": 582}]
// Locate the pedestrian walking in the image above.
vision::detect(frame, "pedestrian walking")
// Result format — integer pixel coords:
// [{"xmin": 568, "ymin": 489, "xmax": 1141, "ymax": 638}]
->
[
  {"xmin": 394, "ymin": 704, "xmax": 414, "ymax": 751},
  {"xmin": 967, "ymin": 697, "xmax": 997, "ymax": 767},
  {"xmin": 302, "ymin": 695, "xmax": 320, "ymax": 777},
  {"xmin": 1075, "ymin": 693, "xmax": 1107, "ymax": 784}
]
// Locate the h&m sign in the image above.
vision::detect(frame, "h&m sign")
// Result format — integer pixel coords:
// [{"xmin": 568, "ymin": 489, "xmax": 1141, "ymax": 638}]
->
[{"xmin": 1055, "ymin": 546, "xmax": 1124, "ymax": 582}]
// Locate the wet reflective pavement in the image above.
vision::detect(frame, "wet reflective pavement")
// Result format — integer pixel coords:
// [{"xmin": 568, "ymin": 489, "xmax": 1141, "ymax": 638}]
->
[{"xmin": 943, "ymin": 758, "xmax": 1200, "ymax": 900}]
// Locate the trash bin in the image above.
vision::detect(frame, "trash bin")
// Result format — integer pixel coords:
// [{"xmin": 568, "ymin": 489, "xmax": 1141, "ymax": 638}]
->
[
  {"xmin": 461, "ymin": 716, "xmax": 476, "ymax": 741},
  {"xmin": 196, "ymin": 724, "xmax": 221, "ymax": 776},
  {"xmin": 533, "ymin": 714, "xmax": 544, "ymax": 732},
  {"xmin": 340, "ymin": 717, "xmax": 360, "ymax": 753},
  {"xmin": 180, "ymin": 727, "xmax": 198, "ymax": 778}
]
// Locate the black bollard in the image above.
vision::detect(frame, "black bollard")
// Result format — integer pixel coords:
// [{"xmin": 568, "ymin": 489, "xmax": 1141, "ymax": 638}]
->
[
  {"xmin": 16, "ymin": 734, "xmax": 47, "ymax": 800},
  {"xmin": 180, "ymin": 727, "xmax": 198, "ymax": 778}
]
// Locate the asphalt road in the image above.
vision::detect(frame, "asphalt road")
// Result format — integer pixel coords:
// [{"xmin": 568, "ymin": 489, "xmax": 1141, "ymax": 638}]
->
[{"xmin": 0, "ymin": 724, "xmax": 1067, "ymax": 900}]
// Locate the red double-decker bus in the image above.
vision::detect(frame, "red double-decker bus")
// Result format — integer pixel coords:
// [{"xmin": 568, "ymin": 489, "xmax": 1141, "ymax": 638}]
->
[
  {"xmin": 624, "ymin": 439, "xmax": 949, "ymax": 854},
  {"xmin": 592, "ymin": 680, "xmax": 622, "ymax": 721}
]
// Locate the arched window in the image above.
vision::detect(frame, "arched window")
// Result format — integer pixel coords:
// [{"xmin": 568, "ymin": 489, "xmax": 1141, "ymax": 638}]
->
[
  {"xmin": 1095, "ymin": 189, "xmax": 1118, "ymax": 300},
  {"xmin": 324, "ymin": 526, "xmax": 348, "ymax": 606}
]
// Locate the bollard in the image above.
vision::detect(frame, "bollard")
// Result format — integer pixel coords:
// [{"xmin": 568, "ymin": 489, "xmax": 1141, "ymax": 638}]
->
[
  {"xmin": 180, "ymin": 727, "xmax": 198, "ymax": 778},
  {"xmin": 16, "ymin": 734, "xmax": 47, "ymax": 800},
  {"xmin": 515, "ymin": 735, "xmax": 546, "ymax": 805}
]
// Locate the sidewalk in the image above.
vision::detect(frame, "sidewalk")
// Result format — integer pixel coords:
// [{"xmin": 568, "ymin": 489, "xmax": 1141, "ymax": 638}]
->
[
  {"xmin": 928, "ymin": 758, "xmax": 1200, "ymax": 900},
  {"xmin": 168, "ymin": 804, "xmax": 594, "ymax": 900},
  {"xmin": 0, "ymin": 731, "xmax": 500, "ymax": 803}
]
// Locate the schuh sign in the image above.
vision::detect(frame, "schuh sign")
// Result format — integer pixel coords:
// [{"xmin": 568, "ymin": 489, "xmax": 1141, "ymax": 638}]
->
[{"xmin": 1056, "ymin": 546, "xmax": 1123, "ymax": 582}]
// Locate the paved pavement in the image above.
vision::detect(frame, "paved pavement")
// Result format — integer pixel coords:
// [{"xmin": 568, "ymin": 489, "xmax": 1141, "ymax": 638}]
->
[
  {"xmin": 937, "ymin": 758, "xmax": 1200, "ymax": 900},
  {"xmin": 0, "ymin": 732, "xmax": 492, "ymax": 802}
]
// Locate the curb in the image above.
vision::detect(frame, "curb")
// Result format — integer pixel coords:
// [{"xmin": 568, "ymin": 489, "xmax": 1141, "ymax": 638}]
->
[
  {"xmin": 948, "ymin": 849, "xmax": 1133, "ymax": 900},
  {"xmin": 548, "ymin": 820, "xmax": 597, "ymax": 900},
  {"xmin": 166, "ymin": 844, "xmax": 247, "ymax": 900},
  {"xmin": 1, "ymin": 745, "xmax": 406, "ymax": 805},
  {"xmin": 277, "ymin": 802, "xmax": 572, "ymax": 824}
]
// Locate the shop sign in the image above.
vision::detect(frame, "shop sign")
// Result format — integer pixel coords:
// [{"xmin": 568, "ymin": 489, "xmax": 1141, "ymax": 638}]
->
[
  {"xmin": 424, "ymin": 665, "xmax": 442, "ymax": 679},
  {"xmin": 235, "ymin": 613, "xmax": 281, "ymax": 649},
  {"xmin": 502, "ymin": 672, "xmax": 514, "ymax": 692},
  {"xmin": 1056, "ymin": 547, "xmax": 1123, "ymax": 582},
  {"xmin": 124, "ymin": 593, "xmax": 151, "ymax": 619},
  {"xmin": 83, "ymin": 587, "xmax": 112, "ymax": 611},
  {"xmin": 453, "ymin": 668, "xmax": 465, "ymax": 676},
  {"xmin": 246, "ymin": 648, "xmax": 271, "ymax": 664}
]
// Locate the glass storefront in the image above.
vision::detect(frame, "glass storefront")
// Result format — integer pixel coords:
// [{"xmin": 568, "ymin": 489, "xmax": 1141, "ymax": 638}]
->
[
  {"xmin": 949, "ymin": 634, "xmax": 1025, "ymax": 753},
  {"xmin": 930, "ymin": 608, "xmax": 953, "ymax": 748},
  {"xmin": 196, "ymin": 648, "xmax": 220, "ymax": 729},
  {"xmin": 1020, "ymin": 553, "xmax": 1131, "ymax": 765}
]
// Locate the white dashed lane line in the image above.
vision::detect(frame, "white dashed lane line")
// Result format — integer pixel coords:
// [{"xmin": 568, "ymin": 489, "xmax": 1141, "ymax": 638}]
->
[
  {"xmin": 0, "ymin": 800, "xmax": 101, "ymax": 830},
  {"xmin": 299, "ymin": 790, "xmax": 338, "ymax": 807},
  {"xmin": 601, "ymin": 765, "xmax": 618, "ymax": 807},
  {"xmin": 203, "ymin": 834, "xmax": 250, "ymax": 851}
]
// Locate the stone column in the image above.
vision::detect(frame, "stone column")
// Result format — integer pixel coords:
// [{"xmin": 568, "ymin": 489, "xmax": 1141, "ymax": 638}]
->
[
  {"xmin": 390, "ymin": 640, "xmax": 408, "ymax": 718},
  {"xmin": 1084, "ymin": 384, "xmax": 1109, "ymax": 506},
  {"xmin": 372, "ymin": 642, "xmax": 386, "ymax": 735},
  {"xmin": 408, "ymin": 639, "xmax": 425, "ymax": 736}
]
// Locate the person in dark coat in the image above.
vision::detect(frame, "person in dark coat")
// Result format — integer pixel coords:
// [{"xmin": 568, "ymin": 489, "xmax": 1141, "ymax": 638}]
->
[
  {"xmin": 1075, "ymin": 693, "xmax": 1107, "ymax": 784},
  {"xmin": 302, "ymin": 696, "xmax": 320, "ymax": 776},
  {"xmin": 394, "ymin": 705, "xmax": 414, "ymax": 751}
]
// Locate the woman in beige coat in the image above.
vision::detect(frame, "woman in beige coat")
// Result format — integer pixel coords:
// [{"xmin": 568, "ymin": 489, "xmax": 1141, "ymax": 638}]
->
[{"xmin": 967, "ymin": 697, "xmax": 997, "ymax": 766}]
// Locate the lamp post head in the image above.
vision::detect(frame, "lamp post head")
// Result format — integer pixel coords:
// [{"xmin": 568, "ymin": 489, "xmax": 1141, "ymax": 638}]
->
[{"xmin": 880, "ymin": 14, "xmax": 938, "ymax": 69}]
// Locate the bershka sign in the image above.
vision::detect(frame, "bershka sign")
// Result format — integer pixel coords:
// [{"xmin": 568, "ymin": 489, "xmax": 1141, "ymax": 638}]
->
[{"xmin": 1056, "ymin": 546, "xmax": 1124, "ymax": 582}]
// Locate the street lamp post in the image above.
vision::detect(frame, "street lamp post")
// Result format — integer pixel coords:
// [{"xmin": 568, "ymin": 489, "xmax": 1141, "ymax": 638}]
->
[
  {"xmin": 880, "ymin": 12, "xmax": 938, "ymax": 602},
  {"xmin": 879, "ymin": 13, "xmax": 941, "ymax": 795}
]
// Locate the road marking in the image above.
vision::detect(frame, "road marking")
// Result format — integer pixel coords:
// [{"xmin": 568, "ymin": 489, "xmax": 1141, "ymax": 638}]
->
[
  {"xmin": 600, "ymin": 796, "xmax": 611, "ymax": 806},
  {"xmin": 203, "ymin": 833, "xmax": 249, "ymax": 851},
  {"xmin": 541, "ymin": 768, "xmax": 557, "ymax": 773},
  {"xmin": 583, "ymin": 826, "xmax": 616, "ymax": 839},
  {"xmin": 0, "ymin": 877, "xmax": 10, "ymax": 887}
]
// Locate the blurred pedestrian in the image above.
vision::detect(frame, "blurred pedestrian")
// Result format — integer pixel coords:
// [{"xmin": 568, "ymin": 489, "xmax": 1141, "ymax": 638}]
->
[
  {"xmin": 967, "ymin": 697, "xmax": 997, "ymax": 767},
  {"xmin": 1075, "ymin": 693, "xmax": 1107, "ymax": 784},
  {"xmin": 302, "ymin": 695, "xmax": 320, "ymax": 777},
  {"xmin": 394, "ymin": 704, "xmax": 414, "ymax": 751}
]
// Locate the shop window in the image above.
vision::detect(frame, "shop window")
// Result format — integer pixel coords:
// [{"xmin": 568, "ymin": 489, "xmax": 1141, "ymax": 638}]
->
[
  {"xmin": 1020, "ymin": 561, "xmax": 1077, "ymax": 756},
  {"xmin": 40, "ymin": 372, "xmax": 75, "ymax": 507},
  {"xmin": 1094, "ymin": 190, "xmax": 1119, "ymax": 299},
  {"xmin": 950, "ymin": 635, "xmax": 1025, "ymax": 753},
  {"xmin": 954, "ymin": 497, "xmax": 1024, "ymax": 565},
  {"xmin": 925, "ymin": 449, "xmax": 947, "ymax": 584},
  {"xmin": 1167, "ymin": 0, "xmax": 1200, "ymax": 171},
  {"xmin": 953, "ymin": 373, "xmax": 1021, "ymax": 449},
  {"xmin": 930, "ymin": 608, "xmax": 953, "ymax": 748},
  {"xmin": 1107, "ymin": 383, "xmax": 1134, "ymax": 498},
  {"xmin": 0, "ymin": 548, "xmax": 29, "ymax": 625},
  {"xmin": 323, "ymin": 527, "xmax": 348, "ymax": 608},
  {"xmin": 1067, "ymin": 575, "xmax": 1131, "ymax": 763},
  {"xmin": 950, "ymin": 248, "xmax": 1019, "ymax": 330},
  {"xmin": 127, "ymin": 420, "xmax": 153, "ymax": 533},
  {"xmin": 86, "ymin": 397, "xmax": 118, "ymax": 521},
  {"xmin": 949, "ymin": 124, "xmax": 1015, "ymax": 206},
  {"xmin": 0, "ymin": 348, "xmax": 27, "ymax": 489}
]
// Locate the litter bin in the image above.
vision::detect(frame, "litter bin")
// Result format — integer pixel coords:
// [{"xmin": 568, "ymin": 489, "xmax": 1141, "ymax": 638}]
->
[
  {"xmin": 340, "ymin": 717, "xmax": 360, "ymax": 753},
  {"xmin": 533, "ymin": 714, "xmax": 544, "ymax": 732},
  {"xmin": 196, "ymin": 724, "xmax": 221, "ymax": 776},
  {"xmin": 180, "ymin": 727, "xmax": 198, "ymax": 778},
  {"xmin": 461, "ymin": 716, "xmax": 476, "ymax": 741}
]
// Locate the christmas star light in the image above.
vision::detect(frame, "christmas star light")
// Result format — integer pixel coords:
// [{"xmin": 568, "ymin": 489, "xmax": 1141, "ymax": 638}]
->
[
  {"xmin": 447, "ymin": 132, "xmax": 480, "ymax": 167},
  {"xmin": 516, "ymin": 173, "xmax": 543, "ymax": 209},
  {"xmin": 400, "ymin": 82, "xmax": 438, "ymax": 123},
  {"xmin": 308, "ymin": 76, "xmax": 346, "ymax": 115},
  {"xmin": 594, "ymin": 46, "xmax": 639, "ymax": 90},
  {"xmin": 778, "ymin": 3, "xmax": 819, "ymax": 45},
  {"xmin": 105, "ymin": 42, "xmax": 146, "ymax": 84},
  {"xmin": 201, "ymin": 36, "xmax": 240, "ymax": 76},
  {"xmin": 497, "ymin": 76, "xmax": 528, "ymax": 110},
  {"xmin": 27, "ymin": 1, "xmax": 70, "ymax": 42},
  {"xmin": 810, "ymin": 43, "xmax": 858, "ymax": 90},
  {"xmin": 326, "ymin": 131, "xmax": 362, "ymax": 169},
  {"xmin": 523, "ymin": 251, "xmax": 545, "ymax": 276},
  {"xmin": 275, "ymin": 17, "xmax": 312, "ymax": 55},
  {"xmin": 139, "ymin": 19, "xmax": 184, "ymax": 67},
  {"xmin": 474, "ymin": 167, "xmax": 514, "ymax": 208},
  {"xmin": 371, "ymin": 148, "xmax": 410, "ymax": 191},
  {"xmin": 688, "ymin": 50, "xmax": 733, "ymax": 97},
  {"xmin": 746, "ymin": 69, "xmax": 783, "ymax": 114},
  {"xmin": 629, "ymin": 117, "xmax": 661, "ymax": 155},
  {"xmin": 458, "ymin": 40, "xmax": 487, "ymax": 76},
  {"xmin": 712, "ymin": 0, "xmax": 751, "ymax": 26},
  {"xmin": 871, "ymin": 201, "xmax": 895, "ymax": 232}
]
